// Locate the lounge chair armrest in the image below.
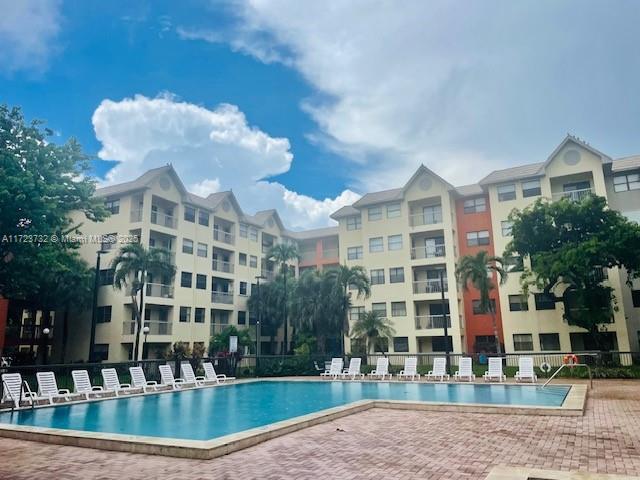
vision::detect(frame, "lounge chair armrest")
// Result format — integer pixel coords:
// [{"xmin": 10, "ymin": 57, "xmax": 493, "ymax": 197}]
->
[
  {"xmin": 216, "ymin": 374, "xmax": 227, "ymax": 379},
  {"xmin": 58, "ymin": 389, "xmax": 71, "ymax": 395},
  {"xmin": 120, "ymin": 383, "xmax": 132, "ymax": 388},
  {"xmin": 91, "ymin": 386, "xmax": 104, "ymax": 391},
  {"xmin": 174, "ymin": 378, "xmax": 186, "ymax": 384},
  {"xmin": 145, "ymin": 381, "xmax": 158, "ymax": 386},
  {"xmin": 195, "ymin": 376, "xmax": 206, "ymax": 381}
]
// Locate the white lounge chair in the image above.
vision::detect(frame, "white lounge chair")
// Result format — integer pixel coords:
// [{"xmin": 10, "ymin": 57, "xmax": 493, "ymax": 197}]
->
[
  {"xmin": 36, "ymin": 372, "xmax": 74, "ymax": 404},
  {"xmin": 101, "ymin": 368, "xmax": 139, "ymax": 396},
  {"xmin": 72, "ymin": 370, "xmax": 109, "ymax": 399},
  {"xmin": 454, "ymin": 357, "xmax": 476, "ymax": 382},
  {"xmin": 203, "ymin": 362, "xmax": 233, "ymax": 383},
  {"xmin": 129, "ymin": 366, "xmax": 160, "ymax": 392},
  {"xmin": 426, "ymin": 357, "xmax": 450, "ymax": 381},
  {"xmin": 1, "ymin": 373, "xmax": 36, "ymax": 408},
  {"xmin": 483, "ymin": 358, "xmax": 506, "ymax": 382},
  {"xmin": 367, "ymin": 358, "xmax": 392, "ymax": 380},
  {"xmin": 181, "ymin": 362, "xmax": 207, "ymax": 387},
  {"xmin": 341, "ymin": 357, "xmax": 365, "ymax": 380},
  {"xmin": 515, "ymin": 357, "xmax": 538, "ymax": 383},
  {"xmin": 320, "ymin": 358, "xmax": 343, "ymax": 380},
  {"xmin": 397, "ymin": 357, "xmax": 421, "ymax": 381},
  {"xmin": 159, "ymin": 364, "xmax": 194, "ymax": 389}
]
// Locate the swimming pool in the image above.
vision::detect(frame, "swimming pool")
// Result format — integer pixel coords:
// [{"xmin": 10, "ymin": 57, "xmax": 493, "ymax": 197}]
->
[{"xmin": 0, "ymin": 381, "xmax": 570, "ymax": 441}]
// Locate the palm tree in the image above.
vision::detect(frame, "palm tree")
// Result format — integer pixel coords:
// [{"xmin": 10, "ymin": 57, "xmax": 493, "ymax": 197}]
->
[
  {"xmin": 325, "ymin": 265, "xmax": 371, "ymax": 356},
  {"xmin": 111, "ymin": 243, "xmax": 176, "ymax": 361},
  {"xmin": 455, "ymin": 251, "xmax": 507, "ymax": 354},
  {"xmin": 266, "ymin": 243, "xmax": 299, "ymax": 355},
  {"xmin": 350, "ymin": 311, "xmax": 396, "ymax": 354}
]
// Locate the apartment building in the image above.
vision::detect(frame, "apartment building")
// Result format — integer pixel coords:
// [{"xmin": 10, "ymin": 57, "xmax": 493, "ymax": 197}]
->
[{"xmin": 296, "ymin": 227, "xmax": 340, "ymax": 275}]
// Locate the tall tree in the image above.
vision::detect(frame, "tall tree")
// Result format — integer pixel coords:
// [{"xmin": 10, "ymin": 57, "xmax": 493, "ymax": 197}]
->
[
  {"xmin": 247, "ymin": 274, "xmax": 290, "ymax": 354},
  {"xmin": 266, "ymin": 243, "xmax": 299, "ymax": 354},
  {"xmin": 505, "ymin": 195, "xmax": 640, "ymax": 349},
  {"xmin": 455, "ymin": 251, "xmax": 507, "ymax": 353},
  {"xmin": 111, "ymin": 244, "xmax": 176, "ymax": 361},
  {"xmin": 350, "ymin": 310, "xmax": 396, "ymax": 354}
]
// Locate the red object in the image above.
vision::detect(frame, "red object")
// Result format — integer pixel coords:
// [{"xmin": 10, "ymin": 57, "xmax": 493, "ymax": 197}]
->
[{"xmin": 563, "ymin": 354, "xmax": 579, "ymax": 365}]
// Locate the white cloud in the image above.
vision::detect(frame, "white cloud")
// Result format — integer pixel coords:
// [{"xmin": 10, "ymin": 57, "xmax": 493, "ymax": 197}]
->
[
  {"xmin": 0, "ymin": 0, "xmax": 62, "ymax": 73},
  {"xmin": 93, "ymin": 93, "xmax": 358, "ymax": 229}
]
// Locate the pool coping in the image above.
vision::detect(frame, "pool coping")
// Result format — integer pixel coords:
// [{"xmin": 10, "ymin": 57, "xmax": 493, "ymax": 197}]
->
[{"xmin": 0, "ymin": 379, "xmax": 586, "ymax": 460}]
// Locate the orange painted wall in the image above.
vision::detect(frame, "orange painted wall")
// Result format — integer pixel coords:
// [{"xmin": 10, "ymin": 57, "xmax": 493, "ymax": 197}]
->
[
  {"xmin": 454, "ymin": 196, "xmax": 505, "ymax": 353},
  {"xmin": 298, "ymin": 238, "xmax": 339, "ymax": 269}
]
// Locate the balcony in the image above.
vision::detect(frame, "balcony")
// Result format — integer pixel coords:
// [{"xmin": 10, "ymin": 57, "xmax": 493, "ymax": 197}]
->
[
  {"xmin": 122, "ymin": 321, "xmax": 172, "ymax": 335},
  {"xmin": 263, "ymin": 270, "xmax": 276, "ymax": 281},
  {"xmin": 299, "ymin": 250, "xmax": 317, "ymax": 263},
  {"xmin": 212, "ymin": 259, "xmax": 234, "ymax": 274},
  {"xmin": 415, "ymin": 315, "xmax": 451, "ymax": 330},
  {"xmin": 145, "ymin": 283, "xmax": 174, "ymax": 298},
  {"xmin": 413, "ymin": 278, "xmax": 448, "ymax": 294},
  {"xmin": 211, "ymin": 291, "xmax": 234, "ymax": 304},
  {"xmin": 130, "ymin": 209, "xmax": 143, "ymax": 222},
  {"xmin": 213, "ymin": 229, "xmax": 235, "ymax": 245},
  {"xmin": 409, "ymin": 211, "xmax": 442, "ymax": 227},
  {"xmin": 210, "ymin": 323, "xmax": 230, "ymax": 335},
  {"xmin": 411, "ymin": 245, "xmax": 445, "ymax": 260},
  {"xmin": 552, "ymin": 188, "xmax": 592, "ymax": 202},
  {"xmin": 322, "ymin": 248, "xmax": 339, "ymax": 259},
  {"xmin": 151, "ymin": 211, "xmax": 177, "ymax": 229}
]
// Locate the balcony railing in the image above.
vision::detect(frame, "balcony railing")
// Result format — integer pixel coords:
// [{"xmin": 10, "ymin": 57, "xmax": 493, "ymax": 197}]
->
[
  {"xmin": 409, "ymin": 211, "xmax": 443, "ymax": 227},
  {"xmin": 130, "ymin": 209, "xmax": 143, "ymax": 222},
  {"xmin": 411, "ymin": 245, "xmax": 445, "ymax": 260},
  {"xmin": 415, "ymin": 315, "xmax": 451, "ymax": 330},
  {"xmin": 145, "ymin": 283, "xmax": 174, "ymax": 298},
  {"xmin": 212, "ymin": 259, "xmax": 234, "ymax": 274},
  {"xmin": 213, "ymin": 229, "xmax": 235, "ymax": 245},
  {"xmin": 299, "ymin": 251, "xmax": 317, "ymax": 263},
  {"xmin": 151, "ymin": 210, "xmax": 177, "ymax": 229},
  {"xmin": 211, "ymin": 291, "xmax": 234, "ymax": 304},
  {"xmin": 210, "ymin": 323, "xmax": 230, "ymax": 335},
  {"xmin": 552, "ymin": 188, "xmax": 592, "ymax": 202},
  {"xmin": 122, "ymin": 321, "xmax": 172, "ymax": 336},
  {"xmin": 412, "ymin": 278, "xmax": 448, "ymax": 294},
  {"xmin": 322, "ymin": 248, "xmax": 339, "ymax": 259},
  {"xmin": 262, "ymin": 244, "xmax": 274, "ymax": 254}
]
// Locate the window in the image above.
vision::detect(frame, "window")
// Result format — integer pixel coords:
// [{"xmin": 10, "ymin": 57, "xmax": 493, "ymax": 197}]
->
[
  {"xmin": 369, "ymin": 237, "xmax": 384, "ymax": 253},
  {"xmin": 97, "ymin": 306, "xmax": 112, "ymax": 323},
  {"xmin": 239, "ymin": 223, "xmax": 248, "ymax": 238},
  {"xmin": 180, "ymin": 272, "xmax": 192, "ymax": 288},
  {"xmin": 239, "ymin": 253, "xmax": 247, "ymax": 266},
  {"xmin": 179, "ymin": 307, "xmax": 191, "ymax": 323},
  {"xmin": 346, "ymin": 216, "xmax": 362, "ymax": 230},
  {"xmin": 504, "ymin": 255, "xmax": 524, "ymax": 272},
  {"xmin": 501, "ymin": 221, "xmax": 513, "ymax": 236},
  {"xmin": 194, "ymin": 308, "xmax": 205, "ymax": 323},
  {"xmin": 463, "ymin": 197, "xmax": 486, "ymax": 214},
  {"xmin": 249, "ymin": 227, "xmax": 258, "ymax": 242},
  {"xmin": 466, "ymin": 230, "xmax": 490, "ymax": 246},
  {"xmin": 509, "ymin": 294, "xmax": 528, "ymax": 311},
  {"xmin": 196, "ymin": 274, "xmax": 207, "ymax": 290},
  {"xmin": 184, "ymin": 206, "xmax": 196, "ymax": 222},
  {"xmin": 472, "ymin": 299, "xmax": 496, "ymax": 315},
  {"xmin": 386, "ymin": 203, "xmax": 401, "ymax": 218},
  {"xmin": 198, "ymin": 210, "xmax": 209, "ymax": 226},
  {"xmin": 374, "ymin": 337, "xmax": 389, "ymax": 353},
  {"xmin": 497, "ymin": 183, "xmax": 516, "ymax": 201},
  {"xmin": 389, "ymin": 267, "xmax": 404, "ymax": 283},
  {"xmin": 632, "ymin": 290, "xmax": 640, "ymax": 307},
  {"xmin": 614, "ymin": 173, "xmax": 640, "ymax": 192},
  {"xmin": 513, "ymin": 334, "xmax": 534, "ymax": 351},
  {"xmin": 368, "ymin": 206, "xmax": 382, "ymax": 221},
  {"xmin": 101, "ymin": 233, "xmax": 117, "ymax": 251},
  {"xmin": 539, "ymin": 333, "xmax": 561, "ymax": 351},
  {"xmin": 347, "ymin": 246, "xmax": 363, "ymax": 260},
  {"xmin": 522, "ymin": 179, "xmax": 541, "ymax": 197},
  {"xmin": 534, "ymin": 293, "xmax": 556, "ymax": 310},
  {"xmin": 92, "ymin": 344, "xmax": 109, "ymax": 362},
  {"xmin": 372, "ymin": 303, "xmax": 387, "ymax": 318},
  {"xmin": 349, "ymin": 306, "xmax": 365, "ymax": 321},
  {"xmin": 105, "ymin": 198, "xmax": 120, "ymax": 214},
  {"xmin": 370, "ymin": 269, "xmax": 385, "ymax": 285},
  {"xmin": 388, "ymin": 234, "xmax": 402, "ymax": 251},
  {"xmin": 393, "ymin": 337, "xmax": 409, "ymax": 353},
  {"xmin": 182, "ymin": 238, "xmax": 194, "ymax": 254},
  {"xmin": 249, "ymin": 255, "xmax": 258, "ymax": 268},
  {"xmin": 391, "ymin": 302, "xmax": 407, "ymax": 317},
  {"xmin": 239, "ymin": 282, "xmax": 248, "ymax": 296},
  {"xmin": 197, "ymin": 242, "xmax": 208, "ymax": 258},
  {"xmin": 99, "ymin": 269, "xmax": 114, "ymax": 286}
]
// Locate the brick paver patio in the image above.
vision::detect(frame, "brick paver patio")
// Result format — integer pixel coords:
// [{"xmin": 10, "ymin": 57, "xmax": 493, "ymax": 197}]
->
[{"xmin": 0, "ymin": 380, "xmax": 639, "ymax": 479}]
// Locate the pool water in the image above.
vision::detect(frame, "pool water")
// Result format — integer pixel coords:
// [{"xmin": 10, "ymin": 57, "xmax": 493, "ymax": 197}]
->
[{"xmin": 0, "ymin": 381, "xmax": 570, "ymax": 441}]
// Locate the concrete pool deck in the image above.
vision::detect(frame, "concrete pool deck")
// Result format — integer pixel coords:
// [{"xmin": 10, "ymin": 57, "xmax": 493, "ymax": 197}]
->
[{"xmin": 0, "ymin": 379, "xmax": 637, "ymax": 479}]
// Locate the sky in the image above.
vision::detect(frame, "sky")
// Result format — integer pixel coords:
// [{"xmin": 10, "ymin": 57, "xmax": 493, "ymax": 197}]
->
[{"xmin": 1, "ymin": 0, "xmax": 640, "ymax": 229}]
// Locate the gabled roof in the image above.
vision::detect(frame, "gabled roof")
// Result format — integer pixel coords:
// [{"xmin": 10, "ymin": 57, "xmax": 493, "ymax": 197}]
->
[
  {"xmin": 352, "ymin": 188, "xmax": 403, "ymax": 208},
  {"xmin": 611, "ymin": 155, "xmax": 640, "ymax": 173},
  {"xmin": 95, "ymin": 165, "xmax": 188, "ymax": 198},
  {"xmin": 244, "ymin": 209, "xmax": 286, "ymax": 232},
  {"xmin": 403, "ymin": 164, "xmax": 456, "ymax": 193},
  {"xmin": 330, "ymin": 205, "xmax": 360, "ymax": 220},
  {"xmin": 287, "ymin": 226, "xmax": 339, "ymax": 240},
  {"xmin": 541, "ymin": 134, "xmax": 611, "ymax": 170},
  {"xmin": 455, "ymin": 184, "xmax": 484, "ymax": 196}
]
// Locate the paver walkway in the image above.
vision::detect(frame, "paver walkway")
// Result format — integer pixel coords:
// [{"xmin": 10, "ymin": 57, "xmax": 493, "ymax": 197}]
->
[{"xmin": 0, "ymin": 380, "xmax": 639, "ymax": 479}]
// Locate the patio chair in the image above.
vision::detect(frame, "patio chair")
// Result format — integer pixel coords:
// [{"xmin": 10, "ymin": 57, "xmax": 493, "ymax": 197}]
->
[
  {"xmin": 36, "ymin": 371, "xmax": 75, "ymax": 404},
  {"xmin": 159, "ymin": 364, "xmax": 194, "ymax": 389},
  {"xmin": 515, "ymin": 357, "xmax": 537, "ymax": 383},
  {"xmin": 453, "ymin": 357, "xmax": 476, "ymax": 382},
  {"xmin": 72, "ymin": 370, "xmax": 110, "ymax": 399},
  {"xmin": 101, "ymin": 368, "xmax": 139, "ymax": 396},
  {"xmin": 129, "ymin": 366, "xmax": 160, "ymax": 392},
  {"xmin": 1, "ymin": 373, "xmax": 37, "ymax": 408},
  {"xmin": 180, "ymin": 362, "xmax": 207, "ymax": 387},
  {"xmin": 397, "ymin": 357, "xmax": 421, "ymax": 381},
  {"xmin": 367, "ymin": 357, "xmax": 392, "ymax": 380},
  {"xmin": 203, "ymin": 362, "xmax": 233, "ymax": 384},
  {"xmin": 341, "ymin": 357, "xmax": 365, "ymax": 380},
  {"xmin": 426, "ymin": 357, "xmax": 450, "ymax": 381},
  {"xmin": 483, "ymin": 357, "xmax": 506, "ymax": 382},
  {"xmin": 320, "ymin": 358, "xmax": 343, "ymax": 380}
]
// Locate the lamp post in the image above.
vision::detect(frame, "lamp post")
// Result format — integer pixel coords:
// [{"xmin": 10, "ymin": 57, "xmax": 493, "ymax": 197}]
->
[
  {"xmin": 255, "ymin": 275, "xmax": 265, "ymax": 377},
  {"xmin": 142, "ymin": 326, "xmax": 150, "ymax": 360},
  {"xmin": 439, "ymin": 268, "xmax": 451, "ymax": 375},
  {"xmin": 89, "ymin": 249, "xmax": 108, "ymax": 362},
  {"xmin": 42, "ymin": 327, "xmax": 50, "ymax": 365}
]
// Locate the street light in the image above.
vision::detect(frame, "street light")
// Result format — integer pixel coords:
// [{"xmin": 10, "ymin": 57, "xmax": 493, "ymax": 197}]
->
[
  {"xmin": 42, "ymin": 327, "xmax": 51, "ymax": 365},
  {"xmin": 439, "ymin": 268, "xmax": 451, "ymax": 375},
  {"xmin": 89, "ymin": 249, "xmax": 109, "ymax": 362},
  {"xmin": 142, "ymin": 326, "xmax": 150, "ymax": 360},
  {"xmin": 255, "ymin": 275, "xmax": 266, "ymax": 377}
]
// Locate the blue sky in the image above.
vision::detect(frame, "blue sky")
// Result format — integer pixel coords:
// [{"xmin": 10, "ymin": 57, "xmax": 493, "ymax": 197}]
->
[{"xmin": 2, "ymin": 1, "xmax": 640, "ymax": 228}]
